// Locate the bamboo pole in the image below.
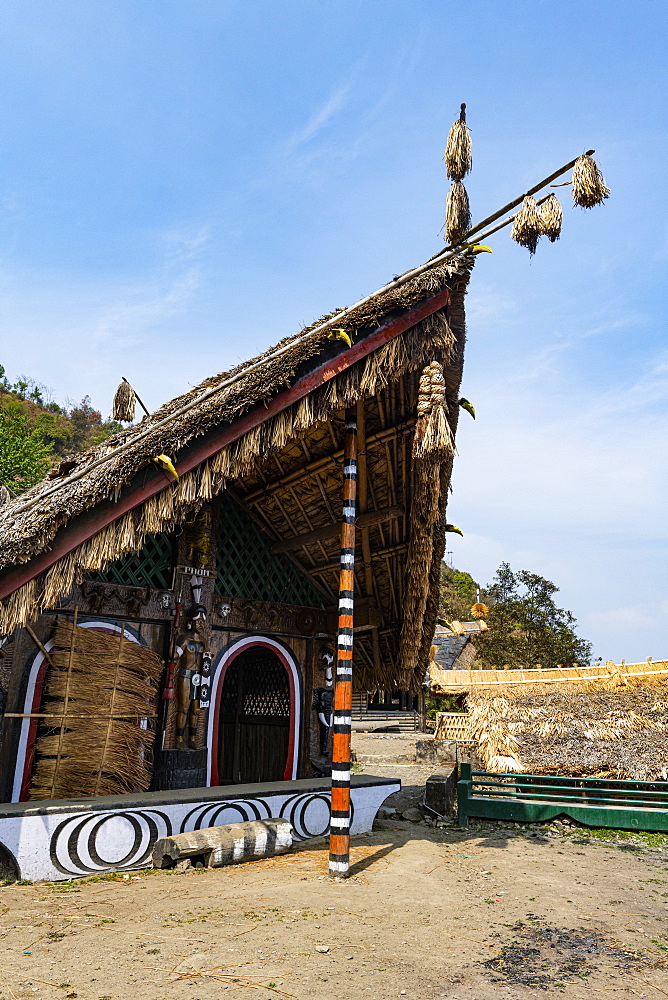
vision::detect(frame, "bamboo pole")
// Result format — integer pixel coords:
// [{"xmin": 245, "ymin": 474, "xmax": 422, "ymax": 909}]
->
[
  {"xmin": 429, "ymin": 149, "xmax": 595, "ymax": 257},
  {"xmin": 25, "ymin": 624, "xmax": 55, "ymax": 669},
  {"xmin": 49, "ymin": 606, "xmax": 78, "ymax": 799},
  {"xmin": 5, "ymin": 713, "xmax": 158, "ymax": 719},
  {"xmin": 329, "ymin": 408, "xmax": 357, "ymax": 879}
]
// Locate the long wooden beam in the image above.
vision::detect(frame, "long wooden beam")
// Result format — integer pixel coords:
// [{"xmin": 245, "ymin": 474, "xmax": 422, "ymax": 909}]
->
[
  {"xmin": 0, "ymin": 289, "xmax": 449, "ymax": 602},
  {"xmin": 309, "ymin": 541, "xmax": 407, "ymax": 575},
  {"xmin": 268, "ymin": 506, "xmax": 403, "ymax": 554}
]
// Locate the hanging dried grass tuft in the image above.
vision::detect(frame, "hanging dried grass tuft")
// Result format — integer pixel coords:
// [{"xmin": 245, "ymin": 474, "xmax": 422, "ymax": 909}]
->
[
  {"xmin": 112, "ymin": 378, "xmax": 136, "ymax": 423},
  {"xmin": 413, "ymin": 361, "xmax": 453, "ymax": 459},
  {"xmin": 445, "ymin": 181, "xmax": 471, "ymax": 244},
  {"xmin": 540, "ymin": 193, "xmax": 563, "ymax": 242},
  {"xmin": 510, "ymin": 195, "xmax": 543, "ymax": 255},
  {"xmin": 572, "ymin": 154, "xmax": 610, "ymax": 208},
  {"xmin": 444, "ymin": 104, "xmax": 472, "ymax": 181}
]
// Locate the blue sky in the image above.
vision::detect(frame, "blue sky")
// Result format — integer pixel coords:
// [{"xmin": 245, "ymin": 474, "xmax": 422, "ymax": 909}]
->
[{"xmin": 0, "ymin": 0, "xmax": 666, "ymax": 662}]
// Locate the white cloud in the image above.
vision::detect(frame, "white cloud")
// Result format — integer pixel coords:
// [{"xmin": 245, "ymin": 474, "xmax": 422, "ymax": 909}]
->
[{"xmin": 285, "ymin": 82, "xmax": 352, "ymax": 151}]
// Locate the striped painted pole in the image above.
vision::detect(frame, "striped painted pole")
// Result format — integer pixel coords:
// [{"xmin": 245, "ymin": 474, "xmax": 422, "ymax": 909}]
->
[{"xmin": 329, "ymin": 408, "xmax": 357, "ymax": 878}]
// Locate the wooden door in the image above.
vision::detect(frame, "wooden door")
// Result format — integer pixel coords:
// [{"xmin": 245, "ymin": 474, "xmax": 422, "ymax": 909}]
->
[{"xmin": 217, "ymin": 646, "xmax": 291, "ymax": 784}]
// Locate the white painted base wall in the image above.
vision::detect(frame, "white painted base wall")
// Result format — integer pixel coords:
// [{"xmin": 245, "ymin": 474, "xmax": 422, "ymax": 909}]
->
[{"xmin": 0, "ymin": 776, "xmax": 399, "ymax": 882}]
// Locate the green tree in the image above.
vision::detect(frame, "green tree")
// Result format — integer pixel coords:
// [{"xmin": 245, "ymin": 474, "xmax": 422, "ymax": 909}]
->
[
  {"xmin": 69, "ymin": 396, "xmax": 122, "ymax": 450},
  {"xmin": 0, "ymin": 399, "xmax": 53, "ymax": 492},
  {"xmin": 474, "ymin": 562, "xmax": 591, "ymax": 669},
  {"xmin": 440, "ymin": 565, "xmax": 478, "ymax": 623}
]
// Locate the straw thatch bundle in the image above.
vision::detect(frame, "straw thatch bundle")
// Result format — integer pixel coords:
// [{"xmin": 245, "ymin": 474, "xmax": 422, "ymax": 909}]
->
[
  {"xmin": 413, "ymin": 361, "xmax": 453, "ymax": 460},
  {"xmin": 445, "ymin": 182, "xmax": 471, "ymax": 244},
  {"xmin": 443, "ymin": 106, "xmax": 472, "ymax": 181},
  {"xmin": 396, "ymin": 357, "xmax": 459, "ymax": 687},
  {"xmin": 510, "ymin": 195, "xmax": 543, "ymax": 255},
  {"xmin": 465, "ymin": 695, "xmax": 524, "ymax": 772},
  {"xmin": 572, "ymin": 154, "xmax": 610, "ymax": 209},
  {"xmin": 463, "ymin": 684, "xmax": 668, "ymax": 780},
  {"xmin": 112, "ymin": 379, "xmax": 136, "ymax": 423},
  {"xmin": 540, "ymin": 193, "xmax": 563, "ymax": 242},
  {"xmin": 30, "ymin": 620, "xmax": 163, "ymax": 800}
]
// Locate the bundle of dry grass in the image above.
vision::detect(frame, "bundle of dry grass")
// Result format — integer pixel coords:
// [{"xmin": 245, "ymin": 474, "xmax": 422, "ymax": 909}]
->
[
  {"xmin": 413, "ymin": 361, "xmax": 453, "ymax": 459},
  {"xmin": 464, "ymin": 684, "xmax": 668, "ymax": 780},
  {"xmin": 443, "ymin": 104, "xmax": 472, "ymax": 181},
  {"xmin": 465, "ymin": 696, "xmax": 524, "ymax": 772},
  {"xmin": 445, "ymin": 181, "xmax": 471, "ymax": 244},
  {"xmin": 395, "ymin": 355, "xmax": 460, "ymax": 687},
  {"xmin": 572, "ymin": 154, "xmax": 610, "ymax": 208},
  {"xmin": 30, "ymin": 619, "xmax": 163, "ymax": 800},
  {"xmin": 112, "ymin": 378, "xmax": 136, "ymax": 423},
  {"xmin": 510, "ymin": 195, "xmax": 543, "ymax": 255},
  {"xmin": 540, "ymin": 193, "xmax": 563, "ymax": 242}
]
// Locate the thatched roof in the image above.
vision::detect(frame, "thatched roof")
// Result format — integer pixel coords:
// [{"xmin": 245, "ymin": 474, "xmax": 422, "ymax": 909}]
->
[
  {"xmin": 0, "ymin": 250, "xmax": 475, "ymax": 688},
  {"xmin": 430, "ymin": 660, "xmax": 668, "ymax": 695}
]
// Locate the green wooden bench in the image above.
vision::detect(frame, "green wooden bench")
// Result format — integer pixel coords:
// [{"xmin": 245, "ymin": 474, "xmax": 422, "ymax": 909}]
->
[{"xmin": 457, "ymin": 762, "xmax": 668, "ymax": 833}]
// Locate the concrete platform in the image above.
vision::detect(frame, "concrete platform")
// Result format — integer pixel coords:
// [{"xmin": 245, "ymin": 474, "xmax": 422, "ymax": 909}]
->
[{"xmin": 0, "ymin": 775, "xmax": 399, "ymax": 882}]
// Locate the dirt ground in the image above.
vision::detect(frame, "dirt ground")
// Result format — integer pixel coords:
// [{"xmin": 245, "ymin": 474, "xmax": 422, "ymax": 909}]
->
[{"xmin": 1, "ymin": 762, "xmax": 667, "ymax": 1000}]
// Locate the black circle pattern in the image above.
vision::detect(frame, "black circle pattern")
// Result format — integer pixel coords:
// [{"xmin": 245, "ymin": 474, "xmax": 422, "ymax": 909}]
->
[
  {"xmin": 180, "ymin": 799, "xmax": 271, "ymax": 833},
  {"xmin": 49, "ymin": 791, "xmax": 353, "ymax": 876},
  {"xmin": 50, "ymin": 809, "xmax": 172, "ymax": 876}
]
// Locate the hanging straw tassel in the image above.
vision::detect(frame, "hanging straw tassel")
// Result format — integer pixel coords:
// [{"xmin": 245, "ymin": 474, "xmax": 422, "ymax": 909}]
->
[
  {"xmin": 510, "ymin": 195, "xmax": 543, "ymax": 255},
  {"xmin": 413, "ymin": 361, "xmax": 453, "ymax": 459},
  {"xmin": 572, "ymin": 153, "xmax": 610, "ymax": 208},
  {"xmin": 445, "ymin": 181, "xmax": 471, "ymax": 245},
  {"xmin": 444, "ymin": 103, "xmax": 472, "ymax": 181},
  {"xmin": 112, "ymin": 378, "xmax": 136, "ymax": 423},
  {"xmin": 540, "ymin": 193, "xmax": 563, "ymax": 242}
]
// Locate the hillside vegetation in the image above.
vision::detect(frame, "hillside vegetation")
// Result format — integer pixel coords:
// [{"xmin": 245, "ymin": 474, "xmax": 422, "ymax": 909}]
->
[{"xmin": 0, "ymin": 365, "xmax": 121, "ymax": 494}]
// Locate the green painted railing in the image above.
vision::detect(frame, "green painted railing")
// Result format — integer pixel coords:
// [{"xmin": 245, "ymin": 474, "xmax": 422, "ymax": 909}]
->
[{"xmin": 457, "ymin": 763, "xmax": 668, "ymax": 833}]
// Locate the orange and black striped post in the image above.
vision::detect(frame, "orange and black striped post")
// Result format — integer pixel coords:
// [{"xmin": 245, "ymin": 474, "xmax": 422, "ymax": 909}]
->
[{"xmin": 329, "ymin": 408, "xmax": 357, "ymax": 878}]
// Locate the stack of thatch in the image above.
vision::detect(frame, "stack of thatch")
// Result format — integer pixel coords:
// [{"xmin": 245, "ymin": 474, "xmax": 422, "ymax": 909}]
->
[
  {"xmin": 464, "ymin": 680, "xmax": 668, "ymax": 780},
  {"xmin": 30, "ymin": 620, "xmax": 162, "ymax": 800}
]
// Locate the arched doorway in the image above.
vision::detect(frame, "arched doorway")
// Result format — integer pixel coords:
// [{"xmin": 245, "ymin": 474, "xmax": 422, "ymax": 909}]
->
[{"xmin": 211, "ymin": 641, "xmax": 299, "ymax": 785}]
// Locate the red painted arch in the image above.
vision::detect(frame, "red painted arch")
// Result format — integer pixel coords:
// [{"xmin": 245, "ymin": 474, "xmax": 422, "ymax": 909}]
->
[{"xmin": 209, "ymin": 639, "xmax": 299, "ymax": 786}]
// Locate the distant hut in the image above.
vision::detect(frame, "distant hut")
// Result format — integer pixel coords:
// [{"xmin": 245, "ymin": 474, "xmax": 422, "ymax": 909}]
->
[{"xmin": 0, "ymin": 250, "xmax": 475, "ymax": 803}]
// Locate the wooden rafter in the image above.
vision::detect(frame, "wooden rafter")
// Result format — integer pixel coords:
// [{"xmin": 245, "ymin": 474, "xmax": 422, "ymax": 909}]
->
[{"xmin": 268, "ymin": 506, "xmax": 404, "ymax": 554}]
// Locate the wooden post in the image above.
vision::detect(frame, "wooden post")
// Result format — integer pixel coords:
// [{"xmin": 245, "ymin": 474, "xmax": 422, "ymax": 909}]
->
[{"xmin": 329, "ymin": 408, "xmax": 357, "ymax": 878}]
